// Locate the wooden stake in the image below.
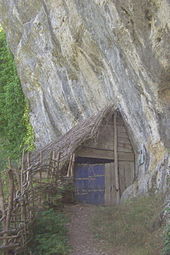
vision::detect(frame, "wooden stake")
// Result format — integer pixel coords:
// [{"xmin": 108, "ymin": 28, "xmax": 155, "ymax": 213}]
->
[
  {"xmin": 30, "ymin": 172, "xmax": 34, "ymax": 209},
  {"xmin": 39, "ymin": 152, "xmax": 42, "ymax": 181},
  {"xmin": 70, "ymin": 153, "xmax": 75, "ymax": 177},
  {"xmin": 67, "ymin": 154, "xmax": 73, "ymax": 177},
  {"xmin": 114, "ymin": 112, "xmax": 120, "ymax": 203},
  {"xmin": 21, "ymin": 151, "xmax": 25, "ymax": 195},
  {"xmin": 0, "ymin": 177, "xmax": 6, "ymax": 239},
  {"xmin": 27, "ymin": 152, "xmax": 30, "ymax": 169},
  {"xmin": 55, "ymin": 152, "xmax": 60, "ymax": 183},
  {"xmin": 6, "ymin": 170, "xmax": 14, "ymax": 231},
  {"xmin": 21, "ymin": 151, "xmax": 25, "ymax": 226},
  {"xmin": 47, "ymin": 152, "xmax": 52, "ymax": 180},
  {"xmin": 51, "ymin": 151, "xmax": 55, "ymax": 181}
]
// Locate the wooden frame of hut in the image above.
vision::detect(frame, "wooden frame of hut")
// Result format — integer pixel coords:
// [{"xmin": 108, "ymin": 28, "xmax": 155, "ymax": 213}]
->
[
  {"xmin": 30, "ymin": 105, "xmax": 136, "ymax": 205},
  {"xmin": 0, "ymin": 105, "xmax": 136, "ymax": 254}
]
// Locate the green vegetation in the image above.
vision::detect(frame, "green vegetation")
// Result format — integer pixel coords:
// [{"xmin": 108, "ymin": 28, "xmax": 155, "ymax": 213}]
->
[
  {"xmin": 162, "ymin": 206, "xmax": 170, "ymax": 255},
  {"xmin": 0, "ymin": 28, "xmax": 34, "ymax": 168},
  {"xmin": 30, "ymin": 209, "xmax": 71, "ymax": 255},
  {"xmin": 163, "ymin": 224, "xmax": 170, "ymax": 255},
  {"xmin": 92, "ymin": 195, "xmax": 164, "ymax": 255}
]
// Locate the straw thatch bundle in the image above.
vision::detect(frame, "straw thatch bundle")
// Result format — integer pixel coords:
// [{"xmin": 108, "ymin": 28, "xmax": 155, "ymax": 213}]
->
[{"xmin": 28, "ymin": 105, "xmax": 116, "ymax": 173}]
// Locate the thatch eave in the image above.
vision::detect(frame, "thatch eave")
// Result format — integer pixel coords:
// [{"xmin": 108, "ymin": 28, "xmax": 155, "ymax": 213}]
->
[{"xmin": 28, "ymin": 105, "xmax": 116, "ymax": 172}]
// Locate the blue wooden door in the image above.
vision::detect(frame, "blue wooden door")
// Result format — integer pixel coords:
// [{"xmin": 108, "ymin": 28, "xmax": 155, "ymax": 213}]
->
[{"xmin": 75, "ymin": 164, "xmax": 105, "ymax": 205}]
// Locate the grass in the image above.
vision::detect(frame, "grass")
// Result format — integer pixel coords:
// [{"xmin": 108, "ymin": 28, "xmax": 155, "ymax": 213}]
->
[
  {"xmin": 29, "ymin": 209, "xmax": 71, "ymax": 255},
  {"xmin": 162, "ymin": 206, "xmax": 170, "ymax": 255},
  {"xmin": 92, "ymin": 194, "xmax": 164, "ymax": 255}
]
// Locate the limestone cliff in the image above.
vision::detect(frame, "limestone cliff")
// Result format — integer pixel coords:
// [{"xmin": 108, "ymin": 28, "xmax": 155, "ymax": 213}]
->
[{"xmin": 0, "ymin": 0, "xmax": 169, "ymax": 195}]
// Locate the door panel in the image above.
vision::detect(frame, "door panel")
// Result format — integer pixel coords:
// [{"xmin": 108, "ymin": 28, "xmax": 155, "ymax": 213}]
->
[
  {"xmin": 105, "ymin": 163, "xmax": 117, "ymax": 205},
  {"xmin": 119, "ymin": 161, "xmax": 134, "ymax": 195},
  {"xmin": 75, "ymin": 164, "xmax": 105, "ymax": 205}
]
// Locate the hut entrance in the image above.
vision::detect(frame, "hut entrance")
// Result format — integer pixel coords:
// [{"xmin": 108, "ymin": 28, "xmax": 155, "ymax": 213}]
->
[
  {"xmin": 74, "ymin": 111, "xmax": 135, "ymax": 205},
  {"xmin": 74, "ymin": 162, "xmax": 105, "ymax": 205}
]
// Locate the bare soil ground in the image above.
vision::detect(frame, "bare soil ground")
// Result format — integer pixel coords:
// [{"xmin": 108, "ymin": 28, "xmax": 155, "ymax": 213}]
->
[{"xmin": 65, "ymin": 204, "xmax": 118, "ymax": 255}]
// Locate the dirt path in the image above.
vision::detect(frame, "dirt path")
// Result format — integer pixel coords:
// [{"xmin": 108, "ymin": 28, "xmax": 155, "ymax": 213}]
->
[{"xmin": 66, "ymin": 204, "xmax": 112, "ymax": 255}]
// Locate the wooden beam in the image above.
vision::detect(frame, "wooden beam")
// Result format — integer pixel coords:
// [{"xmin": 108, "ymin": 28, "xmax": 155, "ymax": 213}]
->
[
  {"xmin": 77, "ymin": 147, "xmax": 114, "ymax": 160},
  {"xmin": 77, "ymin": 147, "xmax": 134, "ymax": 161},
  {"xmin": 118, "ymin": 152, "xmax": 134, "ymax": 161},
  {"xmin": 114, "ymin": 112, "xmax": 120, "ymax": 203}
]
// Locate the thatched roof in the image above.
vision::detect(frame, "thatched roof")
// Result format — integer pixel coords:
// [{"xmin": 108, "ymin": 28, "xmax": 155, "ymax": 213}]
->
[{"xmin": 29, "ymin": 105, "xmax": 116, "ymax": 172}]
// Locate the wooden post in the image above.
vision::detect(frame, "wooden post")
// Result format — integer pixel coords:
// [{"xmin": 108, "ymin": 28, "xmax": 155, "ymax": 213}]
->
[
  {"xmin": 6, "ymin": 170, "xmax": 15, "ymax": 230},
  {"xmin": 39, "ymin": 152, "xmax": 42, "ymax": 182},
  {"xmin": 70, "ymin": 153, "xmax": 75, "ymax": 177},
  {"xmin": 21, "ymin": 151, "xmax": 25, "ymax": 227},
  {"xmin": 38, "ymin": 152, "xmax": 43, "ymax": 205},
  {"xmin": 114, "ymin": 112, "xmax": 120, "ymax": 203},
  {"xmin": 55, "ymin": 152, "xmax": 61, "ymax": 183},
  {"xmin": 27, "ymin": 152, "xmax": 35, "ymax": 211},
  {"xmin": 47, "ymin": 152, "xmax": 52, "ymax": 180},
  {"xmin": 67, "ymin": 154, "xmax": 73, "ymax": 177},
  {"xmin": 21, "ymin": 151, "xmax": 25, "ymax": 195},
  {"xmin": 51, "ymin": 151, "xmax": 55, "ymax": 182},
  {"xmin": 27, "ymin": 152, "xmax": 30, "ymax": 169},
  {"xmin": 0, "ymin": 176, "xmax": 6, "ymax": 247}
]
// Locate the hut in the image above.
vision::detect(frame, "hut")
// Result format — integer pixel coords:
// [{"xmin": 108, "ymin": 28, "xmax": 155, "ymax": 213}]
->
[{"xmin": 30, "ymin": 105, "xmax": 136, "ymax": 205}]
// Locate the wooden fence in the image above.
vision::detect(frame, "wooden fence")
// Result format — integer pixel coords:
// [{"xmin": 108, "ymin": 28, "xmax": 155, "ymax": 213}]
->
[{"xmin": 0, "ymin": 151, "xmax": 75, "ymax": 255}]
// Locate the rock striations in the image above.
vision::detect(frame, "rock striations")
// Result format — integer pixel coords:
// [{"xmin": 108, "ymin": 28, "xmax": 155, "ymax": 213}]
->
[{"xmin": 0, "ymin": 0, "xmax": 170, "ymax": 196}]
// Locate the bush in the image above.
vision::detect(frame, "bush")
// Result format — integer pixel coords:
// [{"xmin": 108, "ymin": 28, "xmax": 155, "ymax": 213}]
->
[
  {"xmin": 30, "ymin": 209, "xmax": 71, "ymax": 255},
  {"xmin": 0, "ymin": 28, "xmax": 34, "ymax": 168},
  {"xmin": 163, "ymin": 224, "xmax": 170, "ymax": 255}
]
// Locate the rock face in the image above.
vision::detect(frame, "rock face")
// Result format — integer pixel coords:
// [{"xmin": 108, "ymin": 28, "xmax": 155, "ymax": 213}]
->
[{"xmin": 0, "ymin": 0, "xmax": 169, "ymax": 195}]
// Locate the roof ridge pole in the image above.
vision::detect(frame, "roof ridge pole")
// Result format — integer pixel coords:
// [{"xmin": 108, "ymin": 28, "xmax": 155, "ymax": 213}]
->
[{"xmin": 114, "ymin": 111, "xmax": 120, "ymax": 204}]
